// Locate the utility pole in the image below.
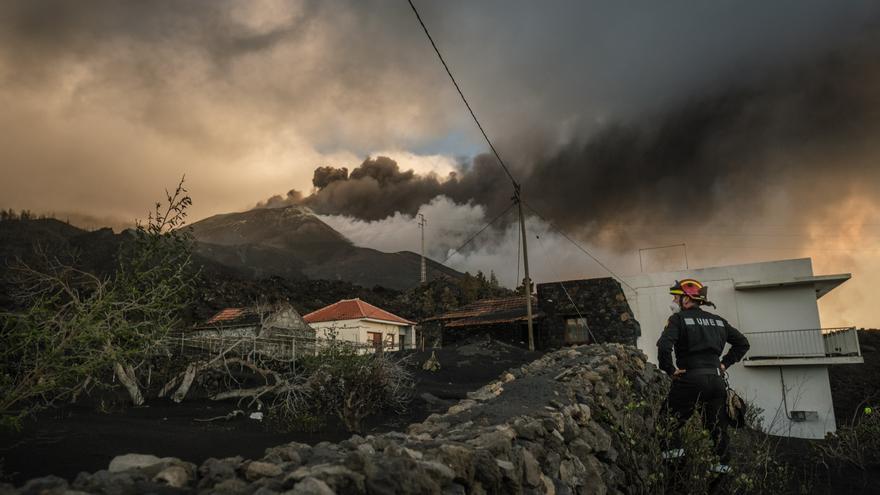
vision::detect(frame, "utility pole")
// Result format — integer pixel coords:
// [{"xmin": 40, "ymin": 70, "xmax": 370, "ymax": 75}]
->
[
  {"xmin": 418, "ymin": 213, "xmax": 427, "ymax": 284},
  {"xmin": 515, "ymin": 190, "xmax": 535, "ymax": 351},
  {"xmin": 406, "ymin": 0, "xmax": 532, "ymax": 348}
]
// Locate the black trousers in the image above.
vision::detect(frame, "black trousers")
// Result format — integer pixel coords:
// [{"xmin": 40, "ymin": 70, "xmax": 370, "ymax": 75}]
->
[{"xmin": 664, "ymin": 373, "xmax": 730, "ymax": 463}]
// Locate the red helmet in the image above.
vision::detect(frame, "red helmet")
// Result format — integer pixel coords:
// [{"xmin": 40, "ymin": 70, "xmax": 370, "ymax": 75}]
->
[{"xmin": 669, "ymin": 278, "xmax": 708, "ymax": 302}]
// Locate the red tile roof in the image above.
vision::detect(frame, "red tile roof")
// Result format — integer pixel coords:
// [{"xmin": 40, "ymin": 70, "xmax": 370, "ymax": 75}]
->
[
  {"xmin": 424, "ymin": 296, "xmax": 543, "ymax": 327},
  {"xmin": 303, "ymin": 298, "xmax": 416, "ymax": 326},
  {"xmin": 205, "ymin": 308, "xmax": 250, "ymax": 325},
  {"xmin": 425, "ymin": 296, "xmax": 537, "ymax": 320}
]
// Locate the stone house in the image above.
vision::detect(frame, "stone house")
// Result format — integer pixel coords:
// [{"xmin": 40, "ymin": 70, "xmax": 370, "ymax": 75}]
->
[
  {"xmin": 303, "ymin": 298, "xmax": 417, "ymax": 353},
  {"xmin": 420, "ymin": 296, "xmax": 542, "ymax": 348},
  {"xmin": 192, "ymin": 303, "xmax": 314, "ymax": 340},
  {"xmin": 187, "ymin": 303, "xmax": 316, "ymax": 359},
  {"xmin": 423, "ymin": 277, "xmax": 640, "ymax": 350},
  {"xmin": 537, "ymin": 277, "xmax": 640, "ymax": 348}
]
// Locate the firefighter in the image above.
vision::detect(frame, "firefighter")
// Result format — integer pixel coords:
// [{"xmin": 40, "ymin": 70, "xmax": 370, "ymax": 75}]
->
[{"xmin": 657, "ymin": 278, "xmax": 750, "ymax": 472}]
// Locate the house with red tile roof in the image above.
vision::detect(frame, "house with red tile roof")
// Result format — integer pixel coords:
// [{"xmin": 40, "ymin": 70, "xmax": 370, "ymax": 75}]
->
[
  {"xmin": 193, "ymin": 302, "xmax": 314, "ymax": 340},
  {"xmin": 303, "ymin": 298, "xmax": 416, "ymax": 352}
]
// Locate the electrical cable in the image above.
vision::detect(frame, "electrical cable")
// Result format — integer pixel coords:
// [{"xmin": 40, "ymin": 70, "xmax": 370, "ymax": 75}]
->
[
  {"xmin": 779, "ymin": 367, "xmax": 793, "ymax": 421},
  {"xmin": 683, "ymin": 242, "xmax": 880, "ymax": 253},
  {"xmin": 407, "ymin": 0, "xmax": 520, "ymax": 192},
  {"xmin": 521, "ymin": 199, "xmax": 636, "ymax": 292},
  {"xmin": 409, "ymin": 0, "xmax": 638, "ymax": 296},
  {"xmin": 441, "ymin": 200, "xmax": 516, "ymax": 265},
  {"xmin": 558, "ymin": 282, "xmax": 598, "ymax": 344}
]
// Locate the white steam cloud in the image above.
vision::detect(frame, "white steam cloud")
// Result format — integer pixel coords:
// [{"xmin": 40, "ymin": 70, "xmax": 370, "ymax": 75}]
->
[{"xmin": 318, "ymin": 195, "xmax": 634, "ymax": 289}]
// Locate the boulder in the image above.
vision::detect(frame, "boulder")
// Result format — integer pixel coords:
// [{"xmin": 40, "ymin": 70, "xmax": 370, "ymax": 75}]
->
[
  {"xmin": 198, "ymin": 456, "xmax": 242, "ymax": 490},
  {"xmin": 153, "ymin": 465, "xmax": 190, "ymax": 488},
  {"xmin": 245, "ymin": 461, "xmax": 284, "ymax": 481},
  {"xmin": 16, "ymin": 476, "xmax": 68, "ymax": 495},
  {"xmin": 108, "ymin": 453, "xmax": 163, "ymax": 473},
  {"xmin": 288, "ymin": 477, "xmax": 335, "ymax": 495}
]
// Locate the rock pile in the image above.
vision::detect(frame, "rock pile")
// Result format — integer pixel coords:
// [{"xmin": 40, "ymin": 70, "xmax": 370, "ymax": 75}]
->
[{"xmin": 1, "ymin": 344, "xmax": 668, "ymax": 495}]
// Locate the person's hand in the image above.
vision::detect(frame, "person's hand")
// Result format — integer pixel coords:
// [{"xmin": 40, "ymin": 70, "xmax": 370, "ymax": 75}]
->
[{"xmin": 672, "ymin": 368, "xmax": 686, "ymax": 379}]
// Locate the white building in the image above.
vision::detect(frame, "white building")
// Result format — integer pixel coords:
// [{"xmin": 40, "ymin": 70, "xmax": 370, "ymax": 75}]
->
[
  {"xmin": 303, "ymin": 298, "xmax": 417, "ymax": 353},
  {"xmin": 623, "ymin": 258, "xmax": 862, "ymax": 439}
]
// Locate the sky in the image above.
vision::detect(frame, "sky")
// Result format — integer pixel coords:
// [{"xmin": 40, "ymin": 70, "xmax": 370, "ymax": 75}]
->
[{"xmin": 2, "ymin": 0, "xmax": 880, "ymax": 327}]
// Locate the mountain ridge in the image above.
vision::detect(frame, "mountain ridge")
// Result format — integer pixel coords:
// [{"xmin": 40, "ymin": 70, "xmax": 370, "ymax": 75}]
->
[{"xmin": 188, "ymin": 206, "xmax": 461, "ymax": 290}]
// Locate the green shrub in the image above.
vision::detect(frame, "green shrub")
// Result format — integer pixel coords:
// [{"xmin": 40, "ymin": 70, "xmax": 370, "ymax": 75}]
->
[
  {"xmin": 608, "ymin": 379, "xmax": 806, "ymax": 494},
  {"xmin": 292, "ymin": 335, "xmax": 413, "ymax": 433},
  {"xmin": 0, "ymin": 179, "xmax": 195, "ymax": 428},
  {"xmin": 815, "ymin": 404, "xmax": 880, "ymax": 471}
]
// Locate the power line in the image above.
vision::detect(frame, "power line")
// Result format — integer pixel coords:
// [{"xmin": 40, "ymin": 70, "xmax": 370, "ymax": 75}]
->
[
  {"xmin": 441, "ymin": 200, "xmax": 517, "ymax": 265},
  {"xmin": 408, "ymin": 0, "xmax": 537, "ymax": 350},
  {"xmin": 558, "ymin": 282, "xmax": 598, "ymax": 343},
  {"xmin": 684, "ymin": 242, "xmax": 880, "ymax": 253},
  {"xmin": 531, "ymin": 222, "xmax": 600, "ymax": 341},
  {"xmin": 635, "ymin": 235, "xmax": 880, "ymax": 252},
  {"xmin": 601, "ymin": 221, "xmax": 880, "ymax": 229},
  {"xmin": 407, "ymin": 0, "xmax": 520, "ymax": 191},
  {"xmin": 522, "ymin": 200, "xmax": 636, "ymax": 292},
  {"xmin": 605, "ymin": 228, "xmax": 880, "ymax": 239}
]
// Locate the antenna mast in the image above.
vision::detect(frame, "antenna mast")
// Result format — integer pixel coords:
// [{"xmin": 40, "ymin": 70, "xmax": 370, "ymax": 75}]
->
[{"xmin": 418, "ymin": 213, "xmax": 427, "ymax": 283}]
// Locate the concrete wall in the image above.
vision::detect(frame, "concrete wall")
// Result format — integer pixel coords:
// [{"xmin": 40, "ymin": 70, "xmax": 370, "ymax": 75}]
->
[
  {"xmin": 623, "ymin": 258, "xmax": 837, "ymax": 439},
  {"xmin": 733, "ymin": 365, "xmax": 837, "ymax": 438}
]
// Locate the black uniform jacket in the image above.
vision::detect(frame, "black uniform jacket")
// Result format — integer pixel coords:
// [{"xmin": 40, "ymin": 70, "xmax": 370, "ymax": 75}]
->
[{"xmin": 656, "ymin": 308, "xmax": 750, "ymax": 376}]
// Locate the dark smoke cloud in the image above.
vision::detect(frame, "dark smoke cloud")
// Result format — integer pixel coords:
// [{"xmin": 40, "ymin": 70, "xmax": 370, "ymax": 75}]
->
[
  {"xmin": 523, "ymin": 32, "xmax": 880, "ymax": 240},
  {"xmin": 254, "ymin": 189, "xmax": 305, "ymax": 210},
  {"xmin": 312, "ymin": 166, "xmax": 349, "ymax": 189},
  {"xmin": 264, "ymin": 27, "xmax": 880, "ymax": 246},
  {"xmin": 255, "ymin": 155, "xmax": 512, "ymax": 221}
]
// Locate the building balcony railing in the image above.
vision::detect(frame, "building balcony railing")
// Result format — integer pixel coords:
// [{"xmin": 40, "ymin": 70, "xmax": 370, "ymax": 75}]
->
[{"xmin": 743, "ymin": 327, "xmax": 862, "ymax": 366}]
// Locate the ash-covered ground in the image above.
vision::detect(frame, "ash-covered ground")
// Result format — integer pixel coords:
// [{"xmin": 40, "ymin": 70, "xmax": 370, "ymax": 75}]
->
[
  {"xmin": 3, "ymin": 332, "xmax": 879, "ymax": 493},
  {"xmin": 0, "ymin": 337, "xmax": 540, "ymax": 484}
]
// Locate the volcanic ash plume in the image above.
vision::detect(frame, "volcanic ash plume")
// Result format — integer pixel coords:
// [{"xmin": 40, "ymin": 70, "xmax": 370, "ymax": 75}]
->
[
  {"xmin": 255, "ymin": 155, "xmax": 512, "ymax": 222},
  {"xmin": 262, "ymin": 27, "xmax": 880, "ymax": 252}
]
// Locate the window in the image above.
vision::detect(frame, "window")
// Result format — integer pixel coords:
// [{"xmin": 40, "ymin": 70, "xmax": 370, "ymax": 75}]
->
[
  {"xmin": 564, "ymin": 317, "xmax": 590, "ymax": 344},
  {"xmin": 367, "ymin": 332, "xmax": 383, "ymax": 350}
]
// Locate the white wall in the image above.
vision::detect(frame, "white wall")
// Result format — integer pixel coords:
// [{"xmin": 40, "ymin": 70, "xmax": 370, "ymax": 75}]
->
[
  {"xmin": 309, "ymin": 319, "xmax": 413, "ymax": 352},
  {"xmin": 623, "ymin": 258, "xmax": 838, "ymax": 439},
  {"xmin": 735, "ymin": 286, "xmax": 821, "ymax": 332},
  {"xmin": 728, "ymin": 365, "xmax": 836, "ymax": 438},
  {"xmin": 632, "ymin": 277, "xmax": 740, "ymax": 364}
]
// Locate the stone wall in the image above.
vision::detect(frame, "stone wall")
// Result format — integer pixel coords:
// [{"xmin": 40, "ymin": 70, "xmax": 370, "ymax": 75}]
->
[
  {"xmin": 265, "ymin": 306, "xmax": 315, "ymax": 338},
  {"xmin": 538, "ymin": 278, "xmax": 640, "ymax": 348},
  {"xmin": 3, "ymin": 344, "xmax": 669, "ymax": 495}
]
